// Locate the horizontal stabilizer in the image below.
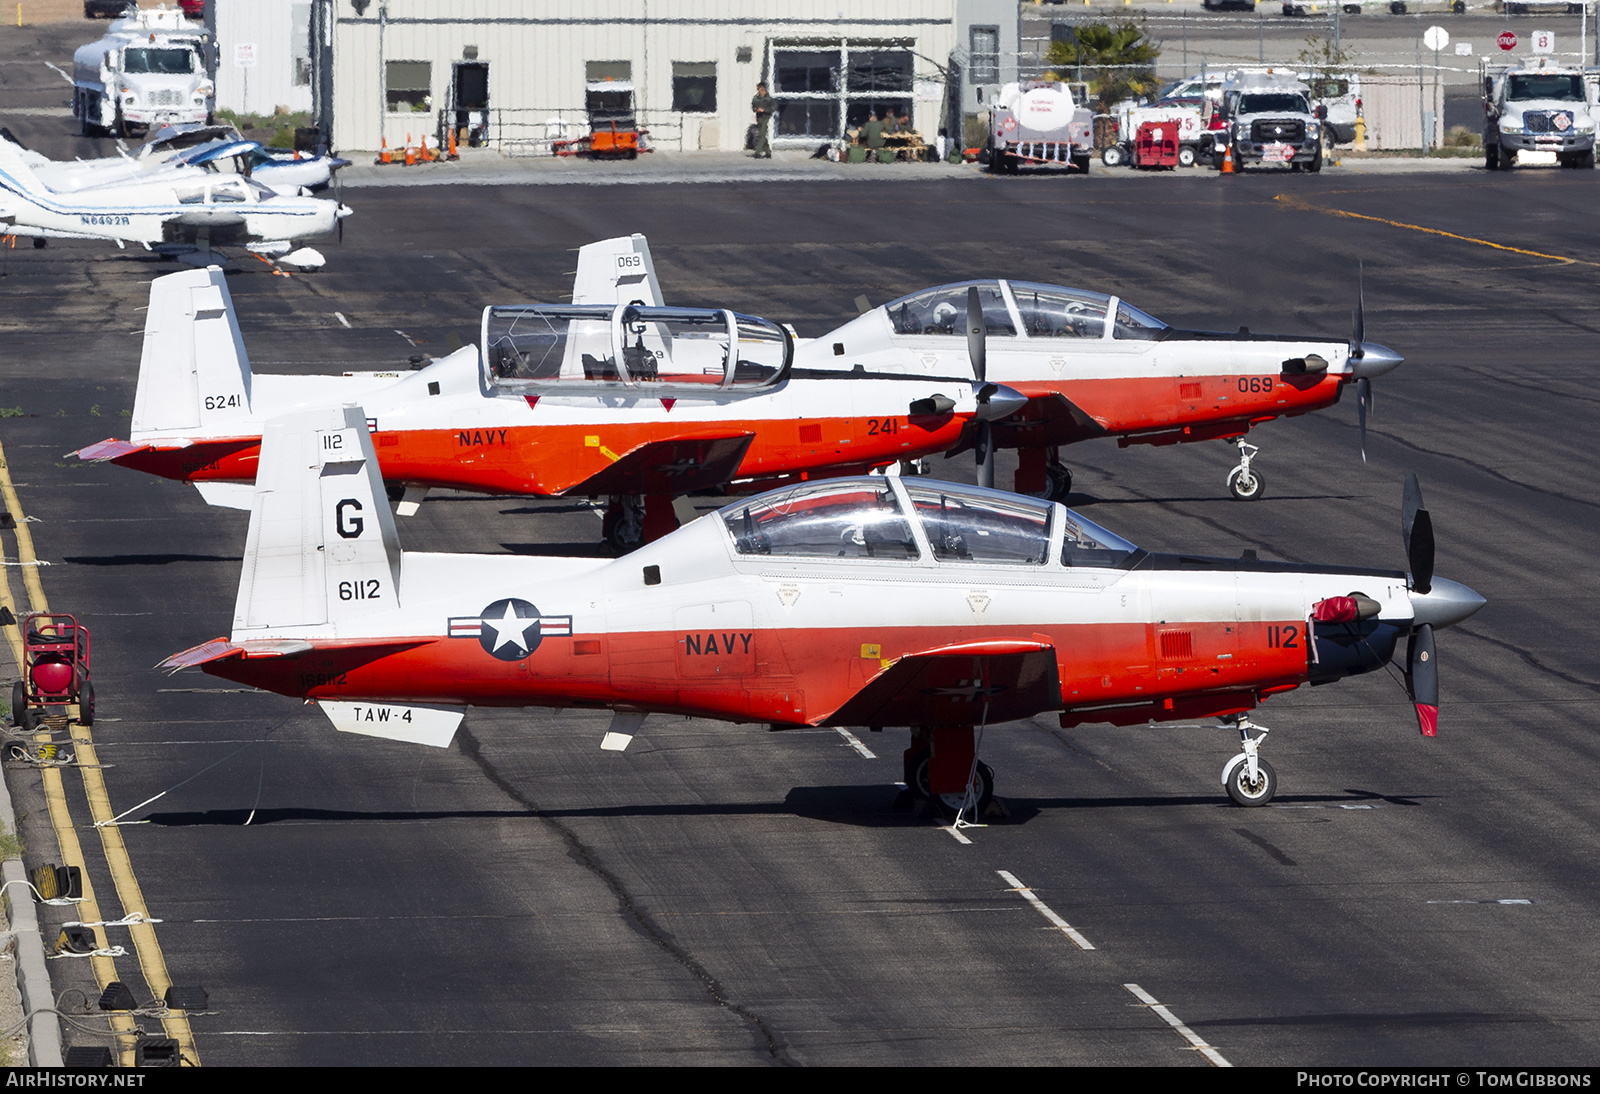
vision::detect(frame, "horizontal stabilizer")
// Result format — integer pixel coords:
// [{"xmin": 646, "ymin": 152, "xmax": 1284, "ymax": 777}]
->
[
  {"xmin": 159, "ymin": 636, "xmax": 314, "ymax": 672},
  {"xmin": 73, "ymin": 438, "xmax": 147, "ymax": 462},
  {"xmin": 560, "ymin": 433, "xmax": 753, "ymax": 496},
  {"xmin": 193, "ymin": 481, "xmax": 256, "ymax": 510},
  {"xmin": 821, "ymin": 638, "xmax": 1061, "ymax": 728},
  {"xmin": 319, "ymin": 700, "xmax": 463, "ymax": 748}
]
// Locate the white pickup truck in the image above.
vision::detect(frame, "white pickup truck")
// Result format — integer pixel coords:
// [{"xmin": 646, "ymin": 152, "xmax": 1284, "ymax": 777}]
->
[
  {"xmin": 73, "ymin": 6, "xmax": 213, "ymax": 138},
  {"xmin": 1482, "ymin": 57, "xmax": 1597, "ymax": 169}
]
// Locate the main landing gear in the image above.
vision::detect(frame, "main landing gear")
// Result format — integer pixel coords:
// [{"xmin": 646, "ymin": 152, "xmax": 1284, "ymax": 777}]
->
[
  {"xmin": 1220, "ymin": 714, "xmax": 1277, "ymax": 806},
  {"xmin": 601, "ymin": 493, "xmax": 679, "ymax": 554},
  {"xmin": 1226, "ymin": 438, "xmax": 1265, "ymax": 501},
  {"xmin": 904, "ymin": 725, "xmax": 997, "ymax": 821},
  {"xmin": 1015, "ymin": 446, "xmax": 1073, "ymax": 503}
]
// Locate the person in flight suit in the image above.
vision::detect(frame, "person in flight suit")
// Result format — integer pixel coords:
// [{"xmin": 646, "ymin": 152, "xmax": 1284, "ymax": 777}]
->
[{"xmin": 751, "ymin": 82, "xmax": 776, "ymax": 158}]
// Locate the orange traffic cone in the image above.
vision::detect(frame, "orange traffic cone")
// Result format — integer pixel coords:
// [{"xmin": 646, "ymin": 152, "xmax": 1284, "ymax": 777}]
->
[
  {"xmin": 448, "ymin": 126, "xmax": 458, "ymax": 160},
  {"xmin": 404, "ymin": 134, "xmax": 417, "ymax": 166},
  {"xmin": 378, "ymin": 137, "xmax": 391, "ymax": 164},
  {"xmin": 1221, "ymin": 142, "xmax": 1235, "ymax": 175},
  {"xmin": 419, "ymin": 135, "xmax": 434, "ymax": 163}
]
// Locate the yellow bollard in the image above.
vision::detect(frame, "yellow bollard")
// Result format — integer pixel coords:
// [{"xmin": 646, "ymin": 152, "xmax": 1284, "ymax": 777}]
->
[{"xmin": 1353, "ymin": 116, "xmax": 1367, "ymax": 152}]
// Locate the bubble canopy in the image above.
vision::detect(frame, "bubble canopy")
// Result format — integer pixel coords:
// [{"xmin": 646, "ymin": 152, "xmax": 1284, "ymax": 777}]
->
[
  {"xmin": 719, "ymin": 476, "xmax": 1139, "ymax": 568},
  {"xmin": 481, "ymin": 303, "xmax": 792, "ymax": 394}
]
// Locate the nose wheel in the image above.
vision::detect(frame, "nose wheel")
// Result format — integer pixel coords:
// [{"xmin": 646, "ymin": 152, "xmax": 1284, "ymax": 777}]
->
[
  {"xmin": 1226, "ymin": 439, "xmax": 1265, "ymax": 501},
  {"xmin": 1220, "ymin": 715, "xmax": 1277, "ymax": 806}
]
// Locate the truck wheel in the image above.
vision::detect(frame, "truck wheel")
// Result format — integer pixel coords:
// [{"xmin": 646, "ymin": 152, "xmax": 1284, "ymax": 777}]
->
[
  {"xmin": 1307, "ymin": 148, "xmax": 1322, "ymax": 173},
  {"xmin": 1485, "ymin": 144, "xmax": 1499, "ymax": 170},
  {"xmin": 1177, "ymin": 147, "xmax": 1196, "ymax": 168},
  {"xmin": 1498, "ymin": 146, "xmax": 1516, "ymax": 170},
  {"xmin": 1101, "ymin": 145, "xmax": 1124, "ymax": 167}
]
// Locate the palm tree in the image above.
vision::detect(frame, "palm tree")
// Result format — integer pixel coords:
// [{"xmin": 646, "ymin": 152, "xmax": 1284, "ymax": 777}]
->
[{"xmin": 1045, "ymin": 22, "xmax": 1161, "ymax": 114}]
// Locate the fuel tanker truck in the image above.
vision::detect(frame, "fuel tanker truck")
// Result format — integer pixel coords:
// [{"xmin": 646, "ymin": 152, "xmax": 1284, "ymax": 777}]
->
[
  {"xmin": 73, "ymin": 5, "xmax": 213, "ymax": 138},
  {"xmin": 982, "ymin": 81, "xmax": 1094, "ymax": 174}
]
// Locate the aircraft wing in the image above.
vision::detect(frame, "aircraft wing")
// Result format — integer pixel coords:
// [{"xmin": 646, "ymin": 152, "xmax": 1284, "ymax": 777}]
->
[
  {"xmin": 557, "ymin": 433, "xmax": 754, "ymax": 496},
  {"xmin": 991, "ymin": 392, "xmax": 1109, "ymax": 448},
  {"xmin": 819, "ymin": 638, "xmax": 1061, "ymax": 728}
]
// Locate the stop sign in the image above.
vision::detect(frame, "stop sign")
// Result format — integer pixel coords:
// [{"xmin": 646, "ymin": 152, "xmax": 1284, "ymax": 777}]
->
[{"xmin": 1498, "ymin": 30, "xmax": 1518, "ymax": 51}]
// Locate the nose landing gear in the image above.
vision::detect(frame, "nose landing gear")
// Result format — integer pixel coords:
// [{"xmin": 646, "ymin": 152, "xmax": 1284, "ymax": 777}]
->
[
  {"xmin": 1226, "ymin": 438, "xmax": 1265, "ymax": 501},
  {"xmin": 1220, "ymin": 715, "xmax": 1277, "ymax": 806}
]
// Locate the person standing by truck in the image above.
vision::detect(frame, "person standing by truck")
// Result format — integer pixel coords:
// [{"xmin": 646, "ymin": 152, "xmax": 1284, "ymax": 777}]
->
[{"xmin": 751, "ymin": 82, "xmax": 776, "ymax": 158}]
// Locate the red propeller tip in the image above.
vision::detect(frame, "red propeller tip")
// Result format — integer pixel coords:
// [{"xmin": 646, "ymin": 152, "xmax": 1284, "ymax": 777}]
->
[{"xmin": 1416, "ymin": 704, "xmax": 1438, "ymax": 738}]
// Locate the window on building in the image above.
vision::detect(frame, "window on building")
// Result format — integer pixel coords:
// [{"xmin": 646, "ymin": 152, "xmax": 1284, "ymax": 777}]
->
[
  {"xmin": 770, "ymin": 40, "xmax": 913, "ymax": 141},
  {"xmin": 672, "ymin": 62, "xmax": 717, "ymax": 113},
  {"xmin": 969, "ymin": 26, "xmax": 999, "ymax": 85},
  {"xmin": 386, "ymin": 61, "xmax": 431, "ymax": 112},
  {"xmin": 292, "ymin": 3, "xmax": 311, "ymax": 87},
  {"xmin": 586, "ymin": 60, "xmax": 633, "ymax": 83}
]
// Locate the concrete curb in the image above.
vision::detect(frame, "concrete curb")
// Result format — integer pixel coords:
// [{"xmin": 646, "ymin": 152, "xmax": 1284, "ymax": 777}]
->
[{"xmin": 0, "ymin": 783, "xmax": 61, "ymax": 1066}]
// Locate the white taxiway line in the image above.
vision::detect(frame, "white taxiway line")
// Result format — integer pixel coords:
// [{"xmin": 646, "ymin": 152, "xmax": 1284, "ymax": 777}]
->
[
  {"xmin": 943, "ymin": 825, "xmax": 972, "ymax": 844},
  {"xmin": 834, "ymin": 728, "xmax": 876, "ymax": 758},
  {"xmin": 997, "ymin": 870, "xmax": 1094, "ymax": 950},
  {"xmin": 335, "ymin": 312, "xmax": 351, "ymax": 328},
  {"xmin": 1122, "ymin": 983, "xmax": 1232, "ymax": 1067}
]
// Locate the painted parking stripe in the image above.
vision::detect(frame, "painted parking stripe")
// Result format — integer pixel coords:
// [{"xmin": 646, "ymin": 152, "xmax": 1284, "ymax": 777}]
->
[
  {"xmin": 1123, "ymin": 983, "xmax": 1231, "ymax": 1067},
  {"xmin": 997, "ymin": 870, "xmax": 1094, "ymax": 950},
  {"xmin": 834, "ymin": 727, "xmax": 876, "ymax": 758}
]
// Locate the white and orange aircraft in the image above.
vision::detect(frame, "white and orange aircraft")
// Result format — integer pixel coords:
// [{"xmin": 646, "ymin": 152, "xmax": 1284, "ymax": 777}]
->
[
  {"xmin": 161, "ymin": 405, "xmax": 1484, "ymax": 812},
  {"xmin": 76, "ymin": 253, "xmax": 1022, "ymax": 550},
  {"xmin": 566, "ymin": 235, "xmax": 1397, "ymax": 501},
  {"xmin": 793, "ymin": 278, "xmax": 1402, "ymax": 501}
]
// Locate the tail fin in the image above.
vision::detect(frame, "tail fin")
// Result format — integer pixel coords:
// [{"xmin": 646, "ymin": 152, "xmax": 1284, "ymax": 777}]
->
[
  {"xmin": 233, "ymin": 406, "xmax": 401, "ymax": 636},
  {"xmin": 571, "ymin": 234, "xmax": 662, "ymax": 305},
  {"xmin": 0, "ymin": 134, "xmax": 52, "ymax": 202},
  {"xmin": 131, "ymin": 266, "xmax": 253, "ymax": 437}
]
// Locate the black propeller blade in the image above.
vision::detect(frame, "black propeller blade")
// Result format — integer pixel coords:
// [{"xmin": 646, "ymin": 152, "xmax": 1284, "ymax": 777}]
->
[
  {"xmin": 1406, "ymin": 623, "xmax": 1438, "ymax": 737},
  {"xmin": 967, "ymin": 286, "xmax": 994, "ymax": 489},
  {"xmin": 1356, "ymin": 377, "xmax": 1371, "ymax": 463},
  {"xmin": 1401, "ymin": 473, "xmax": 1434, "ymax": 595}
]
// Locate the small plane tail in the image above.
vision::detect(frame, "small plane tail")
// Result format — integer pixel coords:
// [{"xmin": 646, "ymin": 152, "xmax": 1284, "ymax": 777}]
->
[
  {"xmin": 131, "ymin": 266, "xmax": 254, "ymax": 436},
  {"xmin": 571, "ymin": 234, "xmax": 662, "ymax": 305},
  {"xmin": 0, "ymin": 133, "xmax": 53, "ymax": 202},
  {"xmin": 233, "ymin": 405, "xmax": 401, "ymax": 636}
]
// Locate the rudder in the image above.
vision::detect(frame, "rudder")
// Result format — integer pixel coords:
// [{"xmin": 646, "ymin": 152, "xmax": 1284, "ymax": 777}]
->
[
  {"xmin": 131, "ymin": 266, "xmax": 253, "ymax": 437},
  {"xmin": 233, "ymin": 406, "xmax": 401, "ymax": 636}
]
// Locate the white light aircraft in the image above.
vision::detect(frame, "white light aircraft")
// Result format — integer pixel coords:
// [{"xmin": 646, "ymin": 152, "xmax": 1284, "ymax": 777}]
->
[{"xmin": 0, "ymin": 134, "xmax": 349, "ymax": 269}]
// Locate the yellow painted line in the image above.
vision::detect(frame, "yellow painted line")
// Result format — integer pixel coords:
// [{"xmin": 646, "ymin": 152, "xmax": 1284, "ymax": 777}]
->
[
  {"xmin": 34, "ymin": 747, "xmax": 138, "ymax": 1065},
  {"xmin": 0, "ymin": 440, "xmax": 197, "ymax": 1064},
  {"xmin": 1274, "ymin": 192, "xmax": 1600, "ymax": 268},
  {"xmin": 0, "ymin": 444, "xmax": 48, "ymax": 612},
  {"xmin": 71, "ymin": 727, "xmax": 196, "ymax": 1060}
]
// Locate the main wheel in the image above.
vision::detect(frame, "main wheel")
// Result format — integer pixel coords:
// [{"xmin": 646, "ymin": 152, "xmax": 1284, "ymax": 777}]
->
[
  {"xmin": 1177, "ymin": 146, "xmax": 1196, "ymax": 168},
  {"xmin": 9, "ymin": 682, "xmax": 22, "ymax": 727},
  {"xmin": 78, "ymin": 680, "xmax": 94, "ymax": 728},
  {"xmin": 1226, "ymin": 758, "xmax": 1277, "ymax": 806},
  {"xmin": 1227, "ymin": 465, "xmax": 1265, "ymax": 501},
  {"xmin": 1044, "ymin": 461, "xmax": 1073, "ymax": 502},
  {"xmin": 911, "ymin": 755, "xmax": 995, "ymax": 816}
]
